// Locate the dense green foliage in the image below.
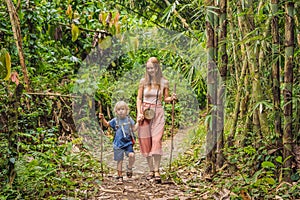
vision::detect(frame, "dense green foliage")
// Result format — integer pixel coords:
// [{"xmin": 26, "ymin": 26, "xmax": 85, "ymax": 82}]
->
[
  {"xmin": 171, "ymin": 121, "xmax": 300, "ymax": 199},
  {"xmin": 0, "ymin": 0, "xmax": 299, "ymax": 199}
]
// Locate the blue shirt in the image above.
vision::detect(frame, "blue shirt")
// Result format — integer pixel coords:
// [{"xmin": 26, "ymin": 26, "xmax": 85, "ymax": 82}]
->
[{"xmin": 109, "ymin": 116, "xmax": 135, "ymax": 149}]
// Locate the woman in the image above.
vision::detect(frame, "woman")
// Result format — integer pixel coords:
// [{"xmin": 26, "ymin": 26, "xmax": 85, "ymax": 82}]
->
[{"xmin": 136, "ymin": 57, "xmax": 176, "ymax": 182}]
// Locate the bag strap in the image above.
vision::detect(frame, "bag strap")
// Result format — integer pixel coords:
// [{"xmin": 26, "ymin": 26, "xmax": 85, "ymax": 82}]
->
[
  {"xmin": 154, "ymin": 87, "xmax": 159, "ymax": 112},
  {"xmin": 112, "ymin": 117, "xmax": 119, "ymax": 143},
  {"xmin": 113, "ymin": 117, "xmax": 126, "ymax": 140},
  {"xmin": 127, "ymin": 116, "xmax": 135, "ymax": 138}
]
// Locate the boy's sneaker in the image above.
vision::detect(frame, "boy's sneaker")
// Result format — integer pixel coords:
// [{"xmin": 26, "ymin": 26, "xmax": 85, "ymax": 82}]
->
[
  {"xmin": 116, "ymin": 176, "xmax": 123, "ymax": 184},
  {"xmin": 126, "ymin": 166, "xmax": 133, "ymax": 178}
]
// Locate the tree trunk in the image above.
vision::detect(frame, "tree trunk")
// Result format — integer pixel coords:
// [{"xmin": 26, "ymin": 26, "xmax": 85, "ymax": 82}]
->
[
  {"xmin": 4, "ymin": 0, "xmax": 30, "ymax": 92},
  {"xmin": 237, "ymin": 0, "xmax": 262, "ymax": 145},
  {"xmin": 257, "ymin": 23, "xmax": 271, "ymax": 135},
  {"xmin": 246, "ymin": 40, "xmax": 262, "ymax": 145},
  {"xmin": 227, "ymin": 45, "xmax": 248, "ymax": 147},
  {"xmin": 271, "ymin": 0, "xmax": 283, "ymax": 146},
  {"xmin": 216, "ymin": 0, "xmax": 227, "ymax": 168},
  {"xmin": 283, "ymin": 1, "xmax": 294, "ymax": 183},
  {"xmin": 296, "ymin": 64, "xmax": 300, "ymax": 142},
  {"xmin": 7, "ymin": 84, "xmax": 24, "ymax": 185},
  {"xmin": 295, "ymin": 20, "xmax": 300, "ymax": 144},
  {"xmin": 241, "ymin": 69, "xmax": 252, "ymax": 147},
  {"xmin": 205, "ymin": 0, "xmax": 217, "ymax": 175}
]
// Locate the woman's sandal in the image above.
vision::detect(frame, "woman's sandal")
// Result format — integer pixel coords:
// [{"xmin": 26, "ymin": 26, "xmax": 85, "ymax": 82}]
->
[
  {"xmin": 116, "ymin": 176, "xmax": 123, "ymax": 185},
  {"xmin": 154, "ymin": 171, "xmax": 161, "ymax": 183},
  {"xmin": 126, "ymin": 166, "xmax": 133, "ymax": 178},
  {"xmin": 146, "ymin": 171, "xmax": 154, "ymax": 180}
]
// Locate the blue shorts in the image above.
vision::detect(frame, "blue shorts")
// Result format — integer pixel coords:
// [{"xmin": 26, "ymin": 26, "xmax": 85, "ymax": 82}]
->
[{"xmin": 113, "ymin": 145, "xmax": 134, "ymax": 161}]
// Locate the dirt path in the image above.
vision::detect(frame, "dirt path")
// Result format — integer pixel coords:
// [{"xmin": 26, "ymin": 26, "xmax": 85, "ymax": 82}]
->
[
  {"xmin": 102, "ymin": 126, "xmax": 197, "ymax": 174},
  {"xmin": 92, "ymin": 126, "xmax": 199, "ymax": 200}
]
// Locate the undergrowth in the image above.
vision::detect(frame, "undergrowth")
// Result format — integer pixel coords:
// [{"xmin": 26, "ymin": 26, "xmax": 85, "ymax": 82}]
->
[
  {"xmin": 170, "ymin": 120, "xmax": 300, "ymax": 199},
  {"xmin": 0, "ymin": 131, "xmax": 107, "ymax": 200}
]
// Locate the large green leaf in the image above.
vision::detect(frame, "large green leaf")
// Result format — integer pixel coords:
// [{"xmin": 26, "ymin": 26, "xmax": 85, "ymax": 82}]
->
[
  {"xmin": 261, "ymin": 161, "xmax": 275, "ymax": 169},
  {"xmin": 0, "ymin": 48, "xmax": 11, "ymax": 80},
  {"xmin": 71, "ymin": 23, "xmax": 80, "ymax": 42}
]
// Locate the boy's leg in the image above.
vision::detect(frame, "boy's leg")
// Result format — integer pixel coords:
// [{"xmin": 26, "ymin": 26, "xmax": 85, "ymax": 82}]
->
[
  {"xmin": 126, "ymin": 152, "xmax": 135, "ymax": 178},
  {"xmin": 116, "ymin": 160, "xmax": 123, "ymax": 184},
  {"xmin": 125, "ymin": 145, "xmax": 135, "ymax": 178},
  {"xmin": 117, "ymin": 160, "xmax": 123, "ymax": 176},
  {"xmin": 125, "ymin": 145, "xmax": 135, "ymax": 168},
  {"xmin": 114, "ymin": 147, "xmax": 125, "ymax": 184},
  {"xmin": 128, "ymin": 152, "xmax": 135, "ymax": 169}
]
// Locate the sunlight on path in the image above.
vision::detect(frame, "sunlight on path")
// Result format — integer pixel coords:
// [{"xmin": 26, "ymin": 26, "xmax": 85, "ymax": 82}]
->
[{"xmin": 102, "ymin": 126, "xmax": 198, "ymax": 174}]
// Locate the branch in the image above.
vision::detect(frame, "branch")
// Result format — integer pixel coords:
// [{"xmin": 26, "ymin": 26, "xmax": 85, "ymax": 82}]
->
[
  {"xmin": 114, "ymin": 0, "xmax": 198, "ymax": 41},
  {"xmin": 57, "ymin": 22, "xmax": 112, "ymax": 36},
  {"xmin": 5, "ymin": 0, "xmax": 31, "ymax": 92},
  {"xmin": 99, "ymin": 186, "xmax": 124, "ymax": 193},
  {"xmin": 25, "ymin": 92, "xmax": 80, "ymax": 98},
  {"xmin": 163, "ymin": 0, "xmax": 191, "ymax": 31}
]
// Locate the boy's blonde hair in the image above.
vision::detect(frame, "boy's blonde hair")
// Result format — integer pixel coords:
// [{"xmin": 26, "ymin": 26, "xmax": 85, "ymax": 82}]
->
[{"xmin": 114, "ymin": 101, "xmax": 130, "ymax": 115}]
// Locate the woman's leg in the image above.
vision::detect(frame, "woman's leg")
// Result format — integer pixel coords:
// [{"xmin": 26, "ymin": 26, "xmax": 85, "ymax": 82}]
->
[
  {"xmin": 153, "ymin": 154, "xmax": 162, "ymax": 182},
  {"xmin": 146, "ymin": 156, "xmax": 154, "ymax": 171},
  {"xmin": 146, "ymin": 156, "xmax": 154, "ymax": 179},
  {"xmin": 153, "ymin": 154, "xmax": 161, "ymax": 172}
]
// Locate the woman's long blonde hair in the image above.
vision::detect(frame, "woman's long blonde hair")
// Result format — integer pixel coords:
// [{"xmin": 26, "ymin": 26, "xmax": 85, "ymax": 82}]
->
[{"xmin": 144, "ymin": 57, "xmax": 163, "ymax": 89}]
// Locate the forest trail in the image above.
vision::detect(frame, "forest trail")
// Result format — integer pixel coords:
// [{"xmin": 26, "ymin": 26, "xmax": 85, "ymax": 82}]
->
[
  {"xmin": 102, "ymin": 125, "xmax": 198, "ymax": 173},
  {"xmin": 92, "ymin": 125, "xmax": 201, "ymax": 199}
]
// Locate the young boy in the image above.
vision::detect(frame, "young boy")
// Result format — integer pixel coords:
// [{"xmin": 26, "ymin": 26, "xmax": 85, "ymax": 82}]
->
[{"xmin": 99, "ymin": 101, "xmax": 139, "ymax": 184}]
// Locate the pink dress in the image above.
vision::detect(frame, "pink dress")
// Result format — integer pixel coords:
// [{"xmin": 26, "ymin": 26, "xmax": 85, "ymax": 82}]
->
[{"xmin": 138, "ymin": 78, "xmax": 169, "ymax": 157}]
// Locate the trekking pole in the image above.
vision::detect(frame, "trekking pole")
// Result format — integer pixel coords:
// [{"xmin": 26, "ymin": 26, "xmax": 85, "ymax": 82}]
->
[
  {"xmin": 98, "ymin": 101, "xmax": 104, "ymax": 180},
  {"xmin": 168, "ymin": 83, "xmax": 176, "ymax": 171}
]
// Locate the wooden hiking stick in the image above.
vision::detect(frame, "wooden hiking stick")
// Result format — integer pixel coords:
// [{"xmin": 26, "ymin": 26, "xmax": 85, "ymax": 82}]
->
[
  {"xmin": 98, "ymin": 101, "xmax": 104, "ymax": 179},
  {"xmin": 168, "ymin": 83, "xmax": 176, "ymax": 171}
]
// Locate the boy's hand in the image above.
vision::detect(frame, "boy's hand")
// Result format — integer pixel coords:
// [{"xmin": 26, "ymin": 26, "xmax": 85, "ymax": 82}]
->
[{"xmin": 98, "ymin": 113, "xmax": 109, "ymax": 128}]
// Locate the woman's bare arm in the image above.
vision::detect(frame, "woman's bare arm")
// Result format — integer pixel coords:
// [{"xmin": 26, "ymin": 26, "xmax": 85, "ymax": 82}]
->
[
  {"xmin": 163, "ymin": 85, "xmax": 177, "ymax": 103},
  {"xmin": 136, "ymin": 80, "xmax": 144, "ymax": 121}
]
